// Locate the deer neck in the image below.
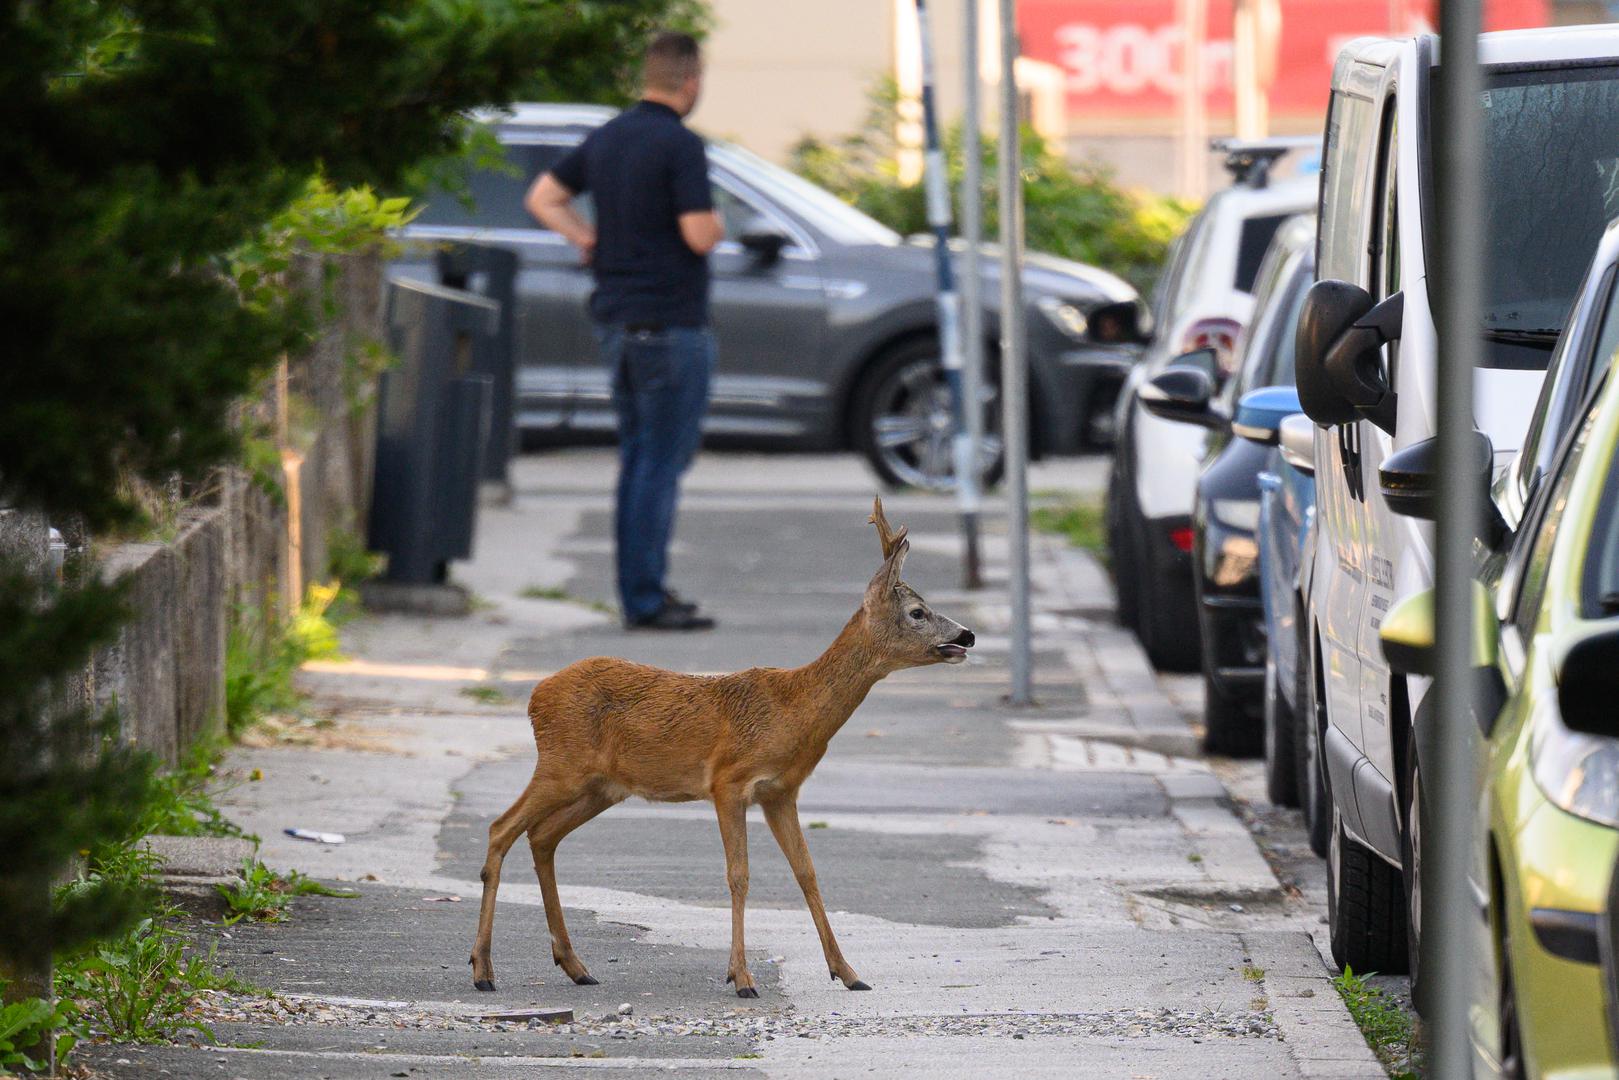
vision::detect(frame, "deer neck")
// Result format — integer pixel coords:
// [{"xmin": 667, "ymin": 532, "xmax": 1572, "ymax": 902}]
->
[{"xmin": 785, "ymin": 610, "xmax": 891, "ymax": 744}]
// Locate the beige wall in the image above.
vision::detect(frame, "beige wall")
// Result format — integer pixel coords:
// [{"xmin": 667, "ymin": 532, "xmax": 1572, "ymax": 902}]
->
[{"xmin": 695, "ymin": 0, "xmax": 979, "ymax": 164}]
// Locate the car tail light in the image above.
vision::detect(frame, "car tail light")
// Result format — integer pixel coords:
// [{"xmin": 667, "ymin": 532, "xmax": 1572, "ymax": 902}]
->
[
  {"xmin": 1168, "ymin": 526, "xmax": 1195, "ymax": 553},
  {"xmin": 1181, "ymin": 317, "xmax": 1244, "ymax": 378}
]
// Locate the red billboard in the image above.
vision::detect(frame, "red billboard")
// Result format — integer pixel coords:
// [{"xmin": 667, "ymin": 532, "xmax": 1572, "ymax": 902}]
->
[{"xmin": 1019, "ymin": 0, "xmax": 1549, "ymax": 121}]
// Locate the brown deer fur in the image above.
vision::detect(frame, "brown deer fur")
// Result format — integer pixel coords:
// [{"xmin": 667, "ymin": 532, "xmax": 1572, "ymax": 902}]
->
[{"xmin": 469, "ymin": 497, "xmax": 974, "ymax": 997}]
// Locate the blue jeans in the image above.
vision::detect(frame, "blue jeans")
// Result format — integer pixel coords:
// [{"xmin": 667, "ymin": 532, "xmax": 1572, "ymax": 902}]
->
[{"xmin": 596, "ymin": 324, "xmax": 715, "ymax": 620}]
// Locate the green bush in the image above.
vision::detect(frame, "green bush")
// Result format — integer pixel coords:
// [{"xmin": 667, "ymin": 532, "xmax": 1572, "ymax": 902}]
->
[{"xmin": 791, "ymin": 82, "xmax": 1194, "ymax": 294}]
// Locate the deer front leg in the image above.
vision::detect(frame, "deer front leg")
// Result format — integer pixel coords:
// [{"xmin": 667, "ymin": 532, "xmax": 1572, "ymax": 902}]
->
[
  {"xmin": 760, "ymin": 793, "xmax": 870, "ymax": 991},
  {"xmin": 713, "ymin": 790, "xmax": 758, "ymax": 998}
]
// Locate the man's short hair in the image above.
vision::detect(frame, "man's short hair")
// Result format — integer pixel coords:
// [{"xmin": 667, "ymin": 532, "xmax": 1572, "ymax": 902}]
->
[{"xmin": 644, "ymin": 31, "xmax": 701, "ymax": 92}]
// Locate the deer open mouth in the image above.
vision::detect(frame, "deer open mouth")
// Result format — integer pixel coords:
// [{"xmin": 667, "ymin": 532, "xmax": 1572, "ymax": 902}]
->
[{"xmin": 935, "ymin": 643, "xmax": 970, "ymax": 662}]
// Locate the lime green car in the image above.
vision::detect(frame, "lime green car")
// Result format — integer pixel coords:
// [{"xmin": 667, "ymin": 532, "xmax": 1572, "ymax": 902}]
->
[{"xmin": 1379, "ymin": 365, "xmax": 1619, "ymax": 1078}]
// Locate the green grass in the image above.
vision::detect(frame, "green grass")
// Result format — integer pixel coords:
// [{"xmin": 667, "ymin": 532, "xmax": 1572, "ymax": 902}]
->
[
  {"xmin": 217, "ymin": 858, "xmax": 358, "ymax": 925},
  {"xmin": 460, "ymin": 684, "xmax": 508, "ymax": 705},
  {"xmin": 1030, "ymin": 494, "xmax": 1107, "ymax": 559},
  {"xmin": 520, "ymin": 584, "xmax": 615, "ymax": 614},
  {"xmin": 1242, "ymin": 965, "xmax": 1265, "ymax": 982},
  {"xmin": 1332, "ymin": 966, "xmax": 1421, "ymax": 1079},
  {"xmin": 225, "ymin": 583, "xmax": 345, "ymax": 738}
]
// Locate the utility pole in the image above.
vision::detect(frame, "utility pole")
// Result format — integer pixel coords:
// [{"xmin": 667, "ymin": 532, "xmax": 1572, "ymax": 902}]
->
[
  {"xmin": 913, "ymin": 0, "xmax": 982, "ymax": 589},
  {"xmin": 997, "ymin": 0, "xmax": 1032, "ymax": 705},
  {"xmin": 1176, "ymin": 0, "xmax": 1209, "ymax": 199},
  {"xmin": 1427, "ymin": 1, "xmax": 1483, "ymax": 1073},
  {"xmin": 960, "ymin": 0, "xmax": 987, "ymax": 590}
]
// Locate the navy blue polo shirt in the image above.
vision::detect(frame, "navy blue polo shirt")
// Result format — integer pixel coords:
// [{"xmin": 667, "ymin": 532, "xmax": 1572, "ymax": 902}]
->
[{"xmin": 550, "ymin": 101, "xmax": 713, "ymax": 329}]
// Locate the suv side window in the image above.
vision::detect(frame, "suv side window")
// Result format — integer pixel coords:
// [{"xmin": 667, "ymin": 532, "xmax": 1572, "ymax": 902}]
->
[
  {"xmin": 412, "ymin": 143, "xmax": 590, "ymax": 231},
  {"xmin": 1371, "ymin": 103, "xmax": 1400, "ymax": 385},
  {"xmin": 1512, "ymin": 397, "xmax": 1599, "ymax": 636},
  {"xmin": 1318, "ymin": 75, "xmax": 1379, "ymax": 284}
]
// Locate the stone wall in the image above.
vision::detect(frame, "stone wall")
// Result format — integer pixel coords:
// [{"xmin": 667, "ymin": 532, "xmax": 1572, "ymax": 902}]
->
[
  {"xmin": 84, "ymin": 251, "xmax": 386, "ymax": 766},
  {"xmin": 94, "ymin": 511, "xmax": 228, "ymax": 765}
]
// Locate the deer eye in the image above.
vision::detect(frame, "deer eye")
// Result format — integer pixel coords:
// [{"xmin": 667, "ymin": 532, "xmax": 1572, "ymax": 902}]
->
[{"xmin": 908, "ymin": 608, "xmax": 925, "ymax": 620}]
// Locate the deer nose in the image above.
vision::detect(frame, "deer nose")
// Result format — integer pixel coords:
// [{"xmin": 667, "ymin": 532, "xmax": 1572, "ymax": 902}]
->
[{"xmin": 951, "ymin": 628, "xmax": 975, "ymax": 648}]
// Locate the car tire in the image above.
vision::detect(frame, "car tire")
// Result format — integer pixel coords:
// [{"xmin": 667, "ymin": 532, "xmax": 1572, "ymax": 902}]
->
[
  {"xmin": 1202, "ymin": 665, "xmax": 1261, "ymax": 756},
  {"xmin": 1263, "ymin": 650, "xmax": 1300, "ymax": 805},
  {"xmin": 852, "ymin": 339, "xmax": 1005, "ymax": 491},
  {"xmin": 1499, "ymin": 949, "xmax": 1527, "ymax": 1080},
  {"xmin": 1133, "ymin": 518, "xmax": 1200, "ymax": 673},
  {"xmin": 1108, "ymin": 475, "xmax": 1142, "ymax": 631},
  {"xmin": 1298, "ymin": 623, "xmax": 1331, "ymax": 858},
  {"xmin": 1327, "ymin": 802, "xmax": 1410, "ymax": 975},
  {"xmin": 1401, "ymin": 738, "xmax": 1424, "ymax": 1007}
]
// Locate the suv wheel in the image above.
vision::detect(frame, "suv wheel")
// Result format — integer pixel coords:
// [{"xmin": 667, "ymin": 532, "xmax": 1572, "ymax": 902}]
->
[
  {"xmin": 1327, "ymin": 802, "xmax": 1410, "ymax": 975},
  {"xmin": 1203, "ymin": 666, "xmax": 1260, "ymax": 756},
  {"xmin": 1107, "ymin": 475, "xmax": 1141, "ymax": 631},
  {"xmin": 1133, "ymin": 518, "xmax": 1200, "ymax": 672},
  {"xmin": 1298, "ymin": 624, "xmax": 1330, "ymax": 857},
  {"xmin": 1401, "ymin": 741, "xmax": 1424, "ymax": 1005},
  {"xmin": 853, "ymin": 340, "xmax": 1004, "ymax": 491},
  {"xmin": 1263, "ymin": 650, "xmax": 1299, "ymax": 805}
]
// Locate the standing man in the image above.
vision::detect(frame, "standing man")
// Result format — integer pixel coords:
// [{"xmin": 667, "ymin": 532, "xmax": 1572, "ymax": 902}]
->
[{"xmin": 526, "ymin": 31, "xmax": 723, "ymax": 631}]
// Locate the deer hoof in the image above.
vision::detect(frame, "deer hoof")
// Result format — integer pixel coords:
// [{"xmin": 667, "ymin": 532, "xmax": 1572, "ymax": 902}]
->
[
  {"xmin": 573, "ymin": 974, "xmax": 599, "ymax": 986},
  {"xmin": 474, "ymin": 979, "xmax": 496, "ymax": 992},
  {"xmin": 736, "ymin": 986, "xmax": 760, "ymax": 999},
  {"xmin": 848, "ymin": 980, "xmax": 872, "ymax": 991}
]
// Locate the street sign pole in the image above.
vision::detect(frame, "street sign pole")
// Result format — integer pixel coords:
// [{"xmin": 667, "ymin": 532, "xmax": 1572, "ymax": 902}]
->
[
  {"xmin": 1427, "ymin": 0, "xmax": 1482, "ymax": 1073},
  {"xmin": 913, "ymin": 0, "xmax": 982, "ymax": 587},
  {"xmin": 998, "ymin": 0, "xmax": 1032, "ymax": 705},
  {"xmin": 960, "ymin": 0, "xmax": 987, "ymax": 590}
]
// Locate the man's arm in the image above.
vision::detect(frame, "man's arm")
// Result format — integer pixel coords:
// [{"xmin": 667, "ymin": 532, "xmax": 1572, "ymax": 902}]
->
[
  {"xmin": 679, "ymin": 210, "xmax": 724, "ymax": 256},
  {"xmin": 525, "ymin": 173, "xmax": 596, "ymax": 263}
]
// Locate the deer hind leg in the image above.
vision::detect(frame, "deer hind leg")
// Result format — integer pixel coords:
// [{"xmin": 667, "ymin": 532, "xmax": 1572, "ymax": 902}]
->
[
  {"xmin": 529, "ymin": 788, "xmax": 618, "ymax": 985},
  {"xmin": 470, "ymin": 780, "xmax": 560, "ymax": 991},
  {"xmin": 761, "ymin": 793, "xmax": 869, "ymax": 991},
  {"xmin": 713, "ymin": 789, "xmax": 758, "ymax": 998}
]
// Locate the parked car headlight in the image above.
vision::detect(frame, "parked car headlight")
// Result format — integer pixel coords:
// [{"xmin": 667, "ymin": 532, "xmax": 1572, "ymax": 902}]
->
[
  {"xmin": 1530, "ymin": 705, "xmax": 1619, "ymax": 828},
  {"xmin": 1036, "ymin": 296, "xmax": 1089, "ymax": 341}
]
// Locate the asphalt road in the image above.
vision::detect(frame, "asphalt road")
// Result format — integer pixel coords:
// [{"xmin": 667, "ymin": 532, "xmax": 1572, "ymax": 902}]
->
[{"xmin": 82, "ymin": 450, "xmax": 1382, "ymax": 1079}]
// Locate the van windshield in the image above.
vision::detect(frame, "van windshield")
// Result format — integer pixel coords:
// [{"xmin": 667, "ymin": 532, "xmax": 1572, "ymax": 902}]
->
[{"xmin": 1479, "ymin": 64, "xmax": 1619, "ymax": 368}]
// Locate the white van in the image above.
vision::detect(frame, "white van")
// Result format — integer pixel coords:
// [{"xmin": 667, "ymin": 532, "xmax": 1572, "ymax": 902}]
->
[{"xmin": 1294, "ymin": 26, "xmax": 1619, "ymax": 978}]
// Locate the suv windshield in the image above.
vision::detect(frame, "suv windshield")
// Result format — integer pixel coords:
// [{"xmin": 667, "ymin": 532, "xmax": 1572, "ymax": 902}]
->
[
  {"xmin": 709, "ymin": 143, "xmax": 901, "ymax": 247},
  {"xmin": 1479, "ymin": 64, "xmax": 1619, "ymax": 367}
]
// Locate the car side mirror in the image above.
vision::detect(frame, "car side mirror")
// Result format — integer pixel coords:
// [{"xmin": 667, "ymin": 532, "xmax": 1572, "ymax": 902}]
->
[
  {"xmin": 1087, "ymin": 299, "xmax": 1153, "ymax": 345},
  {"xmin": 1296, "ymin": 280, "xmax": 1372, "ymax": 426},
  {"xmin": 1295, "ymin": 281, "xmax": 1403, "ymax": 433},
  {"xmin": 1378, "ymin": 431, "xmax": 1507, "ymax": 546},
  {"xmin": 1279, "ymin": 414, "xmax": 1316, "ymax": 475},
  {"xmin": 1139, "ymin": 353, "xmax": 1223, "ymax": 429},
  {"xmin": 1324, "ymin": 290, "xmax": 1402, "ymax": 434},
  {"xmin": 739, "ymin": 216, "xmax": 789, "ymax": 265},
  {"xmin": 1381, "ymin": 583, "xmax": 1499, "ymax": 677},
  {"xmin": 1233, "ymin": 386, "xmax": 1303, "ymax": 446},
  {"xmin": 1559, "ymin": 627, "xmax": 1619, "ymax": 738}
]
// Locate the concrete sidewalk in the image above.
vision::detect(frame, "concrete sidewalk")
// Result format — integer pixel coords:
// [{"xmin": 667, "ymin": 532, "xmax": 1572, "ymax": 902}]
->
[{"xmin": 84, "ymin": 450, "xmax": 1381, "ymax": 1079}]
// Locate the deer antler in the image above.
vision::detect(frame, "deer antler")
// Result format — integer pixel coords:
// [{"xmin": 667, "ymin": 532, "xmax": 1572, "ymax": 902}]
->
[{"xmin": 869, "ymin": 496, "xmax": 909, "ymax": 559}]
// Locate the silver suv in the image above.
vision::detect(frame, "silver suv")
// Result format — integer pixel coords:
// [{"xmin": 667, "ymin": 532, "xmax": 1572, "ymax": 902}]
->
[{"xmin": 391, "ymin": 104, "xmax": 1147, "ymax": 489}]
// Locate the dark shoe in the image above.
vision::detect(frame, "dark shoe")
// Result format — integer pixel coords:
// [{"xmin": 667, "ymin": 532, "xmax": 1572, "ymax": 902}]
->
[
  {"xmin": 625, "ymin": 605, "xmax": 715, "ymax": 632},
  {"xmin": 662, "ymin": 589, "xmax": 699, "ymax": 615}
]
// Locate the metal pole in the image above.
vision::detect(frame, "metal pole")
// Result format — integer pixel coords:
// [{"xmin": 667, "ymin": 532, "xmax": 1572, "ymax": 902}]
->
[
  {"xmin": 914, "ymin": 0, "xmax": 982, "ymax": 585},
  {"xmin": 960, "ymin": 0, "xmax": 987, "ymax": 590},
  {"xmin": 997, "ymin": 0, "xmax": 1032, "ymax": 705},
  {"xmin": 1426, "ymin": 2, "xmax": 1482, "ymax": 1073}
]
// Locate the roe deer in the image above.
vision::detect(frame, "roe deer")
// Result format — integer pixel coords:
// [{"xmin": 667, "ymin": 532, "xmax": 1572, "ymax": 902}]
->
[{"xmin": 469, "ymin": 497, "xmax": 974, "ymax": 997}]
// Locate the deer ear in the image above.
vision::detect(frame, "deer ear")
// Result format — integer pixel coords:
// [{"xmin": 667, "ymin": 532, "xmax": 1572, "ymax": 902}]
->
[{"xmin": 863, "ymin": 535, "xmax": 909, "ymax": 609}]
